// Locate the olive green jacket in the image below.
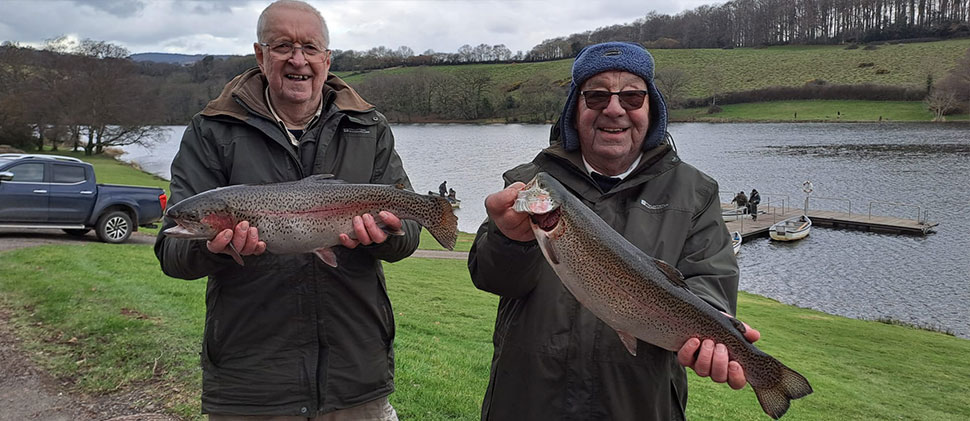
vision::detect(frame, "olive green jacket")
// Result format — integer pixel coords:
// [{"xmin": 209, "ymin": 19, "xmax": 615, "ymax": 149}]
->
[
  {"xmin": 468, "ymin": 139, "xmax": 738, "ymax": 421},
  {"xmin": 154, "ymin": 68, "xmax": 419, "ymax": 416}
]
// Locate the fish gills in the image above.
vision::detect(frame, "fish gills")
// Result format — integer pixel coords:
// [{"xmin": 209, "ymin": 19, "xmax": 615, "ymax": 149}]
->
[{"xmin": 515, "ymin": 172, "xmax": 812, "ymax": 419}]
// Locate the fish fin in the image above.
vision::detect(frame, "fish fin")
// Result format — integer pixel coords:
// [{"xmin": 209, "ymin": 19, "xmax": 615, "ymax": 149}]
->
[
  {"xmin": 616, "ymin": 330, "xmax": 638, "ymax": 356},
  {"xmin": 423, "ymin": 196, "xmax": 459, "ymax": 250},
  {"xmin": 304, "ymin": 174, "xmax": 344, "ymax": 183},
  {"xmin": 728, "ymin": 316, "xmax": 748, "ymax": 337},
  {"xmin": 382, "ymin": 227, "xmax": 406, "ymax": 236},
  {"xmin": 653, "ymin": 259, "xmax": 688, "ymax": 289},
  {"xmin": 753, "ymin": 360, "xmax": 814, "ymax": 419},
  {"xmin": 539, "ymin": 234, "xmax": 559, "ymax": 265},
  {"xmin": 227, "ymin": 243, "xmax": 245, "ymax": 266},
  {"xmin": 314, "ymin": 247, "xmax": 339, "ymax": 267}
]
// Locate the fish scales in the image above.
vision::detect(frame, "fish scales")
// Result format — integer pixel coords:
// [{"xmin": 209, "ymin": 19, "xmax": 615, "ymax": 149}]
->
[
  {"xmin": 163, "ymin": 175, "xmax": 458, "ymax": 265},
  {"xmin": 514, "ymin": 172, "xmax": 812, "ymax": 419}
]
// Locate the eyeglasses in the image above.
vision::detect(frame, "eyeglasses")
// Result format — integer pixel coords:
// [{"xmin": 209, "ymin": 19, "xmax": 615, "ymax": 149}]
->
[
  {"xmin": 259, "ymin": 41, "xmax": 330, "ymax": 62},
  {"xmin": 580, "ymin": 90, "xmax": 648, "ymax": 110}
]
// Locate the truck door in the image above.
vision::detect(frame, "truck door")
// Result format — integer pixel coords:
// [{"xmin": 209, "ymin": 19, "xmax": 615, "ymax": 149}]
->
[
  {"xmin": 49, "ymin": 163, "xmax": 96, "ymax": 223},
  {"xmin": 0, "ymin": 162, "xmax": 49, "ymax": 222}
]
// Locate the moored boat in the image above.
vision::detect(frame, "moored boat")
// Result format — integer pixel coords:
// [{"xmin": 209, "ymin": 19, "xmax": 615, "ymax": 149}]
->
[
  {"xmin": 722, "ymin": 206, "xmax": 748, "ymax": 221},
  {"xmin": 769, "ymin": 214, "xmax": 812, "ymax": 241},
  {"xmin": 731, "ymin": 231, "xmax": 742, "ymax": 255}
]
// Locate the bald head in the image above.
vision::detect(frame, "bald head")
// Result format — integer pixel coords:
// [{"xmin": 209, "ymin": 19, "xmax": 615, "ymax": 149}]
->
[{"xmin": 257, "ymin": 0, "xmax": 329, "ymax": 47}]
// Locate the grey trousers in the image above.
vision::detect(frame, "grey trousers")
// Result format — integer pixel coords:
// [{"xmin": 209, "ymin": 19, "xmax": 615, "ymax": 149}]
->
[{"xmin": 207, "ymin": 397, "xmax": 399, "ymax": 421}]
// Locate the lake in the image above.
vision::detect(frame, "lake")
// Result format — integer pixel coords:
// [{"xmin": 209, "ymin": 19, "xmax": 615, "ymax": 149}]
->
[{"xmin": 121, "ymin": 122, "xmax": 970, "ymax": 339}]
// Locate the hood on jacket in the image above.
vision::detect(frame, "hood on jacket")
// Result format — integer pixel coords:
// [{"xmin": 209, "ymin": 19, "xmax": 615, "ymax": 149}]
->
[{"xmin": 201, "ymin": 67, "xmax": 374, "ymax": 121}]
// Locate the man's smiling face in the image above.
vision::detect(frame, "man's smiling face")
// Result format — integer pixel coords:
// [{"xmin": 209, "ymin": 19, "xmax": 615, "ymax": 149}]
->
[
  {"xmin": 254, "ymin": 5, "xmax": 330, "ymax": 108},
  {"xmin": 575, "ymin": 71, "xmax": 650, "ymax": 174}
]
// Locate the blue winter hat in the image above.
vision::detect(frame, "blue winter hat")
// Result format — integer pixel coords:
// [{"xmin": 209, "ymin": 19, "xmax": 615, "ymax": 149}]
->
[{"xmin": 559, "ymin": 42, "xmax": 668, "ymax": 152}]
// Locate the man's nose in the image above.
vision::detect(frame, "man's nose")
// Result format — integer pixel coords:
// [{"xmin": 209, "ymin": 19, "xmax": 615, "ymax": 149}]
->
[
  {"xmin": 602, "ymin": 94, "xmax": 626, "ymax": 115},
  {"xmin": 288, "ymin": 49, "xmax": 308, "ymax": 65}
]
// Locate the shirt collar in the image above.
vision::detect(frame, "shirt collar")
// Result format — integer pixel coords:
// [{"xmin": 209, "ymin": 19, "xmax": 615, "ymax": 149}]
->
[
  {"xmin": 582, "ymin": 152, "xmax": 643, "ymax": 180},
  {"xmin": 264, "ymin": 87, "xmax": 324, "ymax": 146}
]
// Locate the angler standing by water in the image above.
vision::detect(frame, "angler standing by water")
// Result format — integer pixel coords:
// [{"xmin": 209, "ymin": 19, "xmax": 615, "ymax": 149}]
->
[
  {"xmin": 468, "ymin": 42, "xmax": 759, "ymax": 420},
  {"xmin": 155, "ymin": 1, "xmax": 413, "ymax": 419}
]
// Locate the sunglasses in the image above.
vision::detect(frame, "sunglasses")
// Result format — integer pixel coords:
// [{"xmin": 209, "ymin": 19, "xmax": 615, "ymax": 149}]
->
[{"xmin": 581, "ymin": 90, "xmax": 648, "ymax": 110}]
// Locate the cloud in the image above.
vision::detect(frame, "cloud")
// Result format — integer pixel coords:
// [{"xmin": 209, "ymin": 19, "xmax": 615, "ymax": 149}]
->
[
  {"xmin": 0, "ymin": 0, "xmax": 714, "ymax": 56},
  {"xmin": 72, "ymin": 0, "xmax": 145, "ymax": 18}
]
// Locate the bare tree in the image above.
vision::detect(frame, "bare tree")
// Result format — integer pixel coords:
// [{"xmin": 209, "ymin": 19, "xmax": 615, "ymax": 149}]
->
[
  {"xmin": 926, "ymin": 85, "xmax": 959, "ymax": 121},
  {"xmin": 654, "ymin": 67, "xmax": 690, "ymax": 108}
]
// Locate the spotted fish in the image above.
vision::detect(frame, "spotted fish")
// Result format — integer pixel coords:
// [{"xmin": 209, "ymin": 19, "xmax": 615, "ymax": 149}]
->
[
  {"xmin": 513, "ymin": 172, "xmax": 812, "ymax": 419},
  {"xmin": 163, "ymin": 175, "xmax": 458, "ymax": 266}
]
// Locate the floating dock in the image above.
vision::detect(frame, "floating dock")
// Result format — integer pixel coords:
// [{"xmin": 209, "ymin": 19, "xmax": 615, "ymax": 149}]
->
[{"xmin": 723, "ymin": 203, "xmax": 937, "ymax": 239}]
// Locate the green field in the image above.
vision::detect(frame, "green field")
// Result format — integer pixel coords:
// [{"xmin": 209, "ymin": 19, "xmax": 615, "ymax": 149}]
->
[
  {"xmin": 1, "ymin": 243, "xmax": 968, "ymax": 420},
  {"xmin": 338, "ymin": 39, "xmax": 970, "ymax": 99}
]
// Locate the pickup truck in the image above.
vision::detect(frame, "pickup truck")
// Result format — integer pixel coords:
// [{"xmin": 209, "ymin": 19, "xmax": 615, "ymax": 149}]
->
[{"xmin": 0, "ymin": 154, "xmax": 167, "ymax": 243}]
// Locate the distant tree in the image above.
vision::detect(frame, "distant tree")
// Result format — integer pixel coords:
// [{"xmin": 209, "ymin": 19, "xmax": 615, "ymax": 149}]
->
[
  {"xmin": 925, "ymin": 85, "xmax": 959, "ymax": 121},
  {"xmin": 654, "ymin": 67, "xmax": 690, "ymax": 108}
]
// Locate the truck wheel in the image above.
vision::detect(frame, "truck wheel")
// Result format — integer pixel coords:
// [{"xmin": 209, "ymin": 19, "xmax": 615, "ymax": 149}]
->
[
  {"xmin": 63, "ymin": 229, "xmax": 91, "ymax": 236},
  {"xmin": 96, "ymin": 211, "xmax": 133, "ymax": 243}
]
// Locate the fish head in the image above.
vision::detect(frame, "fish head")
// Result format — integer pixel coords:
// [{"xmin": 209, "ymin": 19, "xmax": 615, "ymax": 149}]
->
[
  {"xmin": 514, "ymin": 173, "xmax": 564, "ymax": 233},
  {"xmin": 162, "ymin": 195, "xmax": 235, "ymax": 240}
]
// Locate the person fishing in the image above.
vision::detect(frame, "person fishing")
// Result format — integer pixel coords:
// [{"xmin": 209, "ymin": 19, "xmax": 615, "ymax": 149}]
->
[
  {"xmin": 154, "ymin": 1, "xmax": 416, "ymax": 419},
  {"xmin": 439, "ymin": 180, "xmax": 448, "ymax": 197},
  {"xmin": 468, "ymin": 42, "xmax": 759, "ymax": 420}
]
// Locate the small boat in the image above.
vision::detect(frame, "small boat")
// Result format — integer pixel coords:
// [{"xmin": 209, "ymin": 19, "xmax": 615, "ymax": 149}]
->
[
  {"xmin": 731, "ymin": 231, "xmax": 742, "ymax": 255},
  {"xmin": 769, "ymin": 215, "xmax": 812, "ymax": 242},
  {"xmin": 447, "ymin": 198, "xmax": 461, "ymax": 209},
  {"xmin": 722, "ymin": 206, "xmax": 748, "ymax": 221}
]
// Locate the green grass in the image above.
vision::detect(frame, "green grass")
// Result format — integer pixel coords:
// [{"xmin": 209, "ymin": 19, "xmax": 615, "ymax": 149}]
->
[
  {"xmin": 1, "ymin": 242, "xmax": 968, "ymax": 420},
  {"xmin": 670, "ymin": 99, "xmax": 970, "ymax": 122},
  {"xmin": 418, "ymin": 228, "xmax": 476, "ymax": 252},
  {"xmin": 337, "ymin": 39, "xmax": 970, "ymax": 99}
]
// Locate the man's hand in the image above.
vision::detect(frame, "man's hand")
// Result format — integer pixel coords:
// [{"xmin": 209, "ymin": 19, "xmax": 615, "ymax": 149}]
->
[
  {"xmin": 207, "ymin": 220, "xmax": 267, "ymax": 260},
  {"xmin": 676, "ymin": 315, "xmax": 761, "ymax": 390},
  {"xmin": 339, "ymin": 211, "xmax": 402, "ymax": 248},
  {"xmin": 485, "ymin": 182, "xmax": 534, "ymax": 242}
]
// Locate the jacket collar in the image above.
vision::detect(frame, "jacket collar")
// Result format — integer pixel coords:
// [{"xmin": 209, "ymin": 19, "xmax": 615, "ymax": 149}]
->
[
  {"xmin": 539, "ymin": 142, "xmax": 676, "ymax": 199},
  {"xmin": 201, "ymin": 67, "xmax": 374, "ymax": 121}
]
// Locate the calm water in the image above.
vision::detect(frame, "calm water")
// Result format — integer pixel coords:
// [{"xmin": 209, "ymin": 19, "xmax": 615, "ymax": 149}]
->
[{"xmin": 122, "ymin": 123, "xmax": 970, "ymax": 338}]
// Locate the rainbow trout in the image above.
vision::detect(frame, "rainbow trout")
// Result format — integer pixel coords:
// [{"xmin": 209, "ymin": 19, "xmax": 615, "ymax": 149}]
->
[
  {"xmin": 513, "ymin": 172, "xmax": 812, "ymax": 419},
  {"xmin": 163, "ymin": 175, "xmax": 458, "ymax": 266}
]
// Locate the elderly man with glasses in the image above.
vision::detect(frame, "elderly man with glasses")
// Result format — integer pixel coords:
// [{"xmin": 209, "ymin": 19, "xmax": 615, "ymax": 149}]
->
[
  {"xmin": 156, "ymin": 1, "xmax": 414, "ymax": 419},
  {"xmin": 468, "ymin": 42, "xmax": 758, "ymax": 420}
]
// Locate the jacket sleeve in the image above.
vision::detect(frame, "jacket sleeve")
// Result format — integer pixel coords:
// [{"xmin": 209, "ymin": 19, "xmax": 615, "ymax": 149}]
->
[
  {"xmin": 154, "ymin": 117, "xmax": 236, "ymax": 280},
  {"xmin": 467, "ymin": 173, "xmax": 546, "ymax": 298},
  {"xmin": 678, "ymin": 187, "xmax": 740, "ymax": 315},
  {"xmin": 360, "ymin": 119, "xmax": 420, "ymax": 262}
]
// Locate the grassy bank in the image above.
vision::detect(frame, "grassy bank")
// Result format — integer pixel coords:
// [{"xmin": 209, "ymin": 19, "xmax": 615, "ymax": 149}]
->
[
  {"xmin": 1, "ymin": 243, "xmax": 968, "ymax": 420},
  {"xmin": 670, "ymin": 99, "xmax": 969, "ymax": 122}
]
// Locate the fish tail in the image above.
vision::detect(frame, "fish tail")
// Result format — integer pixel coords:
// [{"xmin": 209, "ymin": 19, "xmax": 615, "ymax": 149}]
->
[
  {"xmin": 424, "ymin": 195, "xmax": 458, "ymax": 250},
  {"xmin": 752, "ymin": 360, "xmax": 813, "ymax": 419}
]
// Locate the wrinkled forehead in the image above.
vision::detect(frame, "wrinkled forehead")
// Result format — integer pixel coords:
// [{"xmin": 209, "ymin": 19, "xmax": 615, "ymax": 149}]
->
[
  {"xmin": 261, "ymin": 6, "xmax": 327, "ymax": 44},
  {"xmin": 580, "ymin": 71, "xmax": 647, "ymax": 90}
]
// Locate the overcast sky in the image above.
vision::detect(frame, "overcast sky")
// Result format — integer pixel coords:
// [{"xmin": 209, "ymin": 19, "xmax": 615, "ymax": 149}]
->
[{"xmin": 0, "ymin": 0, "xmax": 716, "ymax": 56}]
